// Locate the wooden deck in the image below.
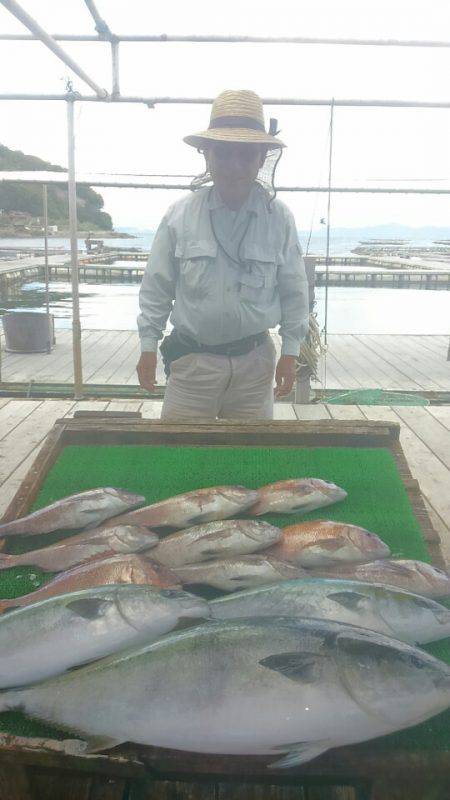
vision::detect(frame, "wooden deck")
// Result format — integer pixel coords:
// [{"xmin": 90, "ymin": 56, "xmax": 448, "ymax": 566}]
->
[
  {"xmin": 1, "ymin": 331, "xmax": 449, "ymax": 392},
  {"xmin": 0, "ymin": 398, "xmax": 448, "ymax": 566}
]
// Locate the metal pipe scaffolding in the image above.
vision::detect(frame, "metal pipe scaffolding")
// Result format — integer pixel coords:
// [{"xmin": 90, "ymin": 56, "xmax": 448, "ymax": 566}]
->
[
  {"xmin": 83, "ymin": 0, "xmax": 113, "ymax": 39},
  {"xmin": 1, "ymin": 94, "xmax": 450, "ymax": 109},
  {"xmin": 1, "ymin": 176, "xmax": 450, "ymax": 194},
  {"xmin": 1, "ymin": 33, "xmax": 450, "ymax": 48},
  {"xmin": 0, "ymin": 0, "xmax": 109, "ymax": 98}
]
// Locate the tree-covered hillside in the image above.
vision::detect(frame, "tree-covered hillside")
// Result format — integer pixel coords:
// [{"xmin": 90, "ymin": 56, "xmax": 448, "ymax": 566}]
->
[{"xmin": 0, "ymin": 144, "xmax": 113, "ymax": 230}]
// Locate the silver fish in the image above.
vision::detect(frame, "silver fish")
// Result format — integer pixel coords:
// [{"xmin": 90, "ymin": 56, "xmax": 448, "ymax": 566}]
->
[
  {"xmin": 100, "ymin": 486, "xmax": 259, "ymax": 530},
  {"xmin": 250, "ymin": 479, "xmax": 347, "ymax": 516},
  {"xmin": 173, "ymin": 555, "xmax": 306, "ymax": 592},
  {"xmin": 150, "ymin": 520, "xmax": 282, "ymax": 568},
  {"xmin": 0, "ymin": 617, "xmax": 448, "ymax": 767},
  {"xmin": 312, "ymin": 559, "xmax": 450, "ymax": 598},
  {"xmin": 266, "ymin": 520, "xmax": 390, "ymax": 568},
  {"xmin": 0, "ymin": 584, "xmax": 209, "ymax": 689},
  {"xmin": 0, "ymin": 526, "xmax": 158, "ymax": 573},
  {"xmin": 0, "ymin": 488, "xmax": 145, "ymax": 538},
  {"xmin": 210, "ymin": 578, "xmax": 450, "ymax": 644}
]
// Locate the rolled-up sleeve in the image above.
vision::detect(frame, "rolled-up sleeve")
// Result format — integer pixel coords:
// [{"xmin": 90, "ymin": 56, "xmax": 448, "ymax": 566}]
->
[
  {"xmin": 137, "ymin": 216, "xmax": 178, "ymax": 352},
  {"xmin": 277, "ymin": 211, "xmax": 310, "ymax": 356}
]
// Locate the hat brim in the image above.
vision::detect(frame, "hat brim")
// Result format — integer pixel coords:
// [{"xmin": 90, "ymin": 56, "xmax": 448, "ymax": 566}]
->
[{"xmin": 183, "ymin": 128, "xmax": 285, "ymax": 149}]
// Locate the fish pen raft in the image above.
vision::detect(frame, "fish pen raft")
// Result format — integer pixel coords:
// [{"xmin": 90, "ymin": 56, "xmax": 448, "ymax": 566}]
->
[{"xmin": 0, "ymin": 415, "xmax": 448, "ymax": 800}]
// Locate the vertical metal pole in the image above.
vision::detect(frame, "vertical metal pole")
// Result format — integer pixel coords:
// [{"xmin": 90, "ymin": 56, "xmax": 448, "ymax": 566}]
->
[
  {"xmin": 323, "ymin": 99, "xmax": 334, "ymax": 347},
  {"xmin": 42, "ymin": 184, "xmax": 51, "ymax": 354},
  {"xmin": 111, "ymin": 40, "xmax": 120, "ymax": 96},
  {"xmin": 67, "ymin": 98, "xmax": 83, "ymax": 397}
]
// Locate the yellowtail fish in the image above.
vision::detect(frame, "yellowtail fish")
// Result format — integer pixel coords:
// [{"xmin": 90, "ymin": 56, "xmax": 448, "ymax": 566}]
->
[
  {"xmin": 0, "ymin": 585, "xmax": 209, "ymax": 689},
  {"xmin": 0, "ymin": 618, "xmax": 448, "ymax": 767},
  {"xmin": 210, "ymin": 578, "xmax": 450, "ymax": 644}
]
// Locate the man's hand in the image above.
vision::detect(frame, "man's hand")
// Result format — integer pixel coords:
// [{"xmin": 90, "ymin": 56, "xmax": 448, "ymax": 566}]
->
[
  {"xmin": 136, "ymin": 351, "xmax": 158, "ymax": 393},
  {"xmin": 275, "ymin": 355, "xmax": 297, "ymax": 398}
]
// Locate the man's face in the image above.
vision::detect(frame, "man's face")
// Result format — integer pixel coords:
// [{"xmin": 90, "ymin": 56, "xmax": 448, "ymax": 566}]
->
[{"xmin": 205, "ymin": 142, "xmax": 267, "ymax": 190}]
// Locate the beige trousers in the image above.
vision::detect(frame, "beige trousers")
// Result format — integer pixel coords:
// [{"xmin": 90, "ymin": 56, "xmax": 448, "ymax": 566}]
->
[{"xmin": 161, "ymin": 336, "xmax": 277, "ymax": 420}]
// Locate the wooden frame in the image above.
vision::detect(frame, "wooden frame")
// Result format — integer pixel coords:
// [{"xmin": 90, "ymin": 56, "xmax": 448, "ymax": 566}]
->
[{"xmin": 0, "ymin": 414, "xmax": 448, "ymax": 799}]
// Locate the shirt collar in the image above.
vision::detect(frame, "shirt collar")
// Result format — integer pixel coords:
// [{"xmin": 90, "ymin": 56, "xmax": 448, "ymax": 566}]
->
[{"xmin": 208, "ymin": 183, "xmax": 262, "ymax": 215}]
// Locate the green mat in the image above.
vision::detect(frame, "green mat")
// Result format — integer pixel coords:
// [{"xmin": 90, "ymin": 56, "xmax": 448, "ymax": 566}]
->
[{"xmin": 0, "ymin": 444, "xmax": 448, "ymax": 755}]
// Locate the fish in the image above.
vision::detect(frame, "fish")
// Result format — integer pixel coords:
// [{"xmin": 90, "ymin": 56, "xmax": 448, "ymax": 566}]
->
[
  {"xmin": 173, "ymin": 555, "xmax": 307, "ymax": 592},
  {"xmin": 0, "ymin": 526, "xmax": 158, "ymax": 573},
  {"xmin": 99, "ymin": 486, "xmax": 260, "ymax": 531},
  {"xmin": 210, "ymin": 578, "xmax": 450, "ymax": 645},
  {"xmin": 249, "ymin": 479, "xmax": 347, "ymax": 516},
  {"xmin": 0, "ymin": 488, "xmax": 145, "ymax": 538},
  {"xmin": 311, "ymin": 559, "xmax": 450, "ymax": 598},
  {"xmin": 0, "ymin": 617, "xmax": 448, "ymax": 766},
  {"xmin": 150, "ymin": 520, "xmax": 282, "ymax": 568},
  {"xmin": 0, "ymin": 554, "xmax": 181, "ymax": 613},
  {"xmin": 0, "ymin": 584, "xmax": 209, "ymax": 689},
  {"xmin": 265, "ymin": 520, "xmax": 390, "ymax": 568}
]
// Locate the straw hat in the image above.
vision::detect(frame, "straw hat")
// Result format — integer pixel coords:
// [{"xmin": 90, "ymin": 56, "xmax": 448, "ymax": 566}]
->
[{"xmin": 183, "ymin": 90, "xmax": 285, "ymax": 150}]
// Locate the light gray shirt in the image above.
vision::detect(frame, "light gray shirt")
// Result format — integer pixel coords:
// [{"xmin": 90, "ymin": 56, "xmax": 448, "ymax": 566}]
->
[{"xmin": 138, "ymin": 184, "xmax": 309, "ymax": 356}]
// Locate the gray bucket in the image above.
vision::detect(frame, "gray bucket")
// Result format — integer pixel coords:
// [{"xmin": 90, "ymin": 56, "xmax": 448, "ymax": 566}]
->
[{"xmin": 2, "ymin": 312, "xmax": 55, "ymax": 353}]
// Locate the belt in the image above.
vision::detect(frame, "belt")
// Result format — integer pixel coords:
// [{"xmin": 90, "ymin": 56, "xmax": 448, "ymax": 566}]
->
[{"xmin": 178, "ymin": 330, "xmax": 268, "ymax": 357}]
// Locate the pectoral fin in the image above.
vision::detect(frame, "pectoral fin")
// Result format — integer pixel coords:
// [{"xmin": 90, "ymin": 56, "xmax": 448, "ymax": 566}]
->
[
  {"xmin": 328, "ymin": 591, "xmax": 367, "ymax": 611},
  {"xmin": 259, "ymin": 652, "xmax": 324, "ymax": 684},
  {"xmin": 269, "ymin": 740, "xmax": 330, "ymax": 768},
  {"xmin": 66, "ymin": 598, "xmax": 114, "ymax": 620}
]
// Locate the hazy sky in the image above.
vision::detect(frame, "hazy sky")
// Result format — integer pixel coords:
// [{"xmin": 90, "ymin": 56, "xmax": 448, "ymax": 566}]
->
[{"xmin": 1, "ymin": 0, "xmax": 450, "ymax": 230}]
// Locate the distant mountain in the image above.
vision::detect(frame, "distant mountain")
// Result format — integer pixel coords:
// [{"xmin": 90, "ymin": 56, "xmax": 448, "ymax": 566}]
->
[{"xmin": 0, "ymin": 144, "xmax": 113, "ymax": 230}]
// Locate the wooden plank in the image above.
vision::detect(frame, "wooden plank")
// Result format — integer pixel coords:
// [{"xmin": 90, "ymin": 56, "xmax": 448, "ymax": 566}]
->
[
  {"xmin": 28, "ymin": 770, "xmax": 91, "ymax": 800},
  {"xmin": 0, "ymin": 401, "xmax": 75, "ymax": 491},
  {"xmin": 67, "ymin": 401, "xmax": 110, "ymax": 416},
  {"xmin": 85, "ymin": 332, "xmax": 136, "ymax": 384},
  {"xmin": 106, "ymin": 401, "xmax": 143, "ymax": 414},
  {"xmin": 141, "ymin": 401, "xmax": 164, "ymax": 419},
  {"xmin": 326, "ymin": 405, "xmax": 366, "ymax": 421},
  {"xmin": 294, "ymin": 404, "xmax": 331, "ymax": 420},
  {"xmin": 273, "ymin": 403, "xmax": 297, "ymax": 420},
  {"xmin": 393, "ymin": 406, "xmax": 450, "ymax": 469},
  {"xmin": 0, "ymin": 400, "xmax": 42, "ymax": 441},
  {"xmin": 327, "ymin": 338, "xmax": 382, "ymax": 389},
  {"xmin": 83, "ymin": 332, "xmax": 133, "ymax": 383},
  {"xmin": 345, "ymin": 336, "xmax": 413, "ymax": 390},
  {"xmin": 359, "ymin": 336, "xmax": 449, "ymax": 390},
  {"xmin": 0, "ymin": 399, "xmax": 11, "ymax": 411},
  {"xmin": 425, "ymin": 405, "xmax": 450, "ymax": 431}
]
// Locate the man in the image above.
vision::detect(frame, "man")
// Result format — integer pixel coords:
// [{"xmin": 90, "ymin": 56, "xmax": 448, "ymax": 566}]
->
[{"xmin": 136, "ymin": 89, "xmax": 309, "ymax": 419}]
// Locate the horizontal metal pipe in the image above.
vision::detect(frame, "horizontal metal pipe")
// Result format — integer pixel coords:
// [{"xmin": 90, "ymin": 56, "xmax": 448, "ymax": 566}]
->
[
  {"xmin": 1, "ymin": 94, "xmax": 450, "ymax": 109},
  {"xmin": 1, "ymin": 33, "xmax": 450, "ymax": 48},
  {"xmin": 0, "ymin": 0, "xmax": 108, "ymax": 98},
  {"xmin": 0, "ymin": 176, "xmax": 449, "ymax": 194}
]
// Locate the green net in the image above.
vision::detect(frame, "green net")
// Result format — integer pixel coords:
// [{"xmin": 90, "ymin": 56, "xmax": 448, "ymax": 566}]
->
[{"xmin": 325, "ymin": 389, "xmax": 429, "ymax": 406}]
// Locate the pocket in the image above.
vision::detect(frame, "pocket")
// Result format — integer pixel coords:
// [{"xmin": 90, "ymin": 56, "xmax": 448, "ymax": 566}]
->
[
  {"xmin": 175, "ymin": 240, "xmax": 218, "ymax": 301},
  {"xmin": 239, "ymin": 244, "xmax": 278, "ymax": 303}
]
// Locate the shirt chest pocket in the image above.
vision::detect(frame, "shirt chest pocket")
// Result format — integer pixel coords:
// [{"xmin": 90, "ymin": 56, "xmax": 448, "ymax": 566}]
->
[
  {"xmin": 239, "ymin": 244, "xmax": 278, "ymax": 303},
  {"xmin": 175, "ymin": 240, "xmax": 218, "ymax": 300}
]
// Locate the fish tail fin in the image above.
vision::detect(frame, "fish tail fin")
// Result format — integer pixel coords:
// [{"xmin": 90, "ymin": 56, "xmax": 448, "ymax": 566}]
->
[{"xmin": 269, "ymin": 740, "xmax": 330, "ymax": 769}]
